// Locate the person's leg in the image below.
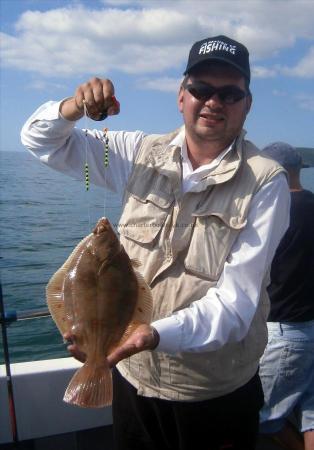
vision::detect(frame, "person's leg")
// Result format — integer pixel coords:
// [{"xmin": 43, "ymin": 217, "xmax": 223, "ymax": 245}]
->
[
  {"xmin": 223, "ymin": 372, "xmax": 264, "ymax": 450},
  {"xmin": 112, "ymin": 368, "xmax": 178, "ymax": 450},
  {"xmin": 171, "ymin": 371, "xmax": 264, "ymax": 450},
  {"xmin": 270, "ymin": 421, "xmax": 304, "ymax": 450},
  {"xmin": 112, "ymin": 368, "xmax": 263, "ymax": 450},
  {"xmin": 260, "ymin": 322, "xmax": 314, "ymax": 441},
  {"xmin": 304, "ymin": 429, "xmax": 314, "ymax": 450},
  {"xmin": 295, "ymin": 321, "xmax": 314, "ymax": 450}
]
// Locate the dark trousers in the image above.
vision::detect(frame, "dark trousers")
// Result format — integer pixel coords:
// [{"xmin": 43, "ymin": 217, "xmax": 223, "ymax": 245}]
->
[{"xmin": 112, "ymin": 368, "xmax": 264, "ymax": 450}]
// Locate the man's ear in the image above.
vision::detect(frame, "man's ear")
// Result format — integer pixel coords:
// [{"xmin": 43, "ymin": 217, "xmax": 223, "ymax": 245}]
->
[
  {"xmin": 245, "ymin": 93, "xmax": 252, "ymax": 114},
  {"xmin": 177, "ymin": 85, "xmax": 184, "ymax": 113}
]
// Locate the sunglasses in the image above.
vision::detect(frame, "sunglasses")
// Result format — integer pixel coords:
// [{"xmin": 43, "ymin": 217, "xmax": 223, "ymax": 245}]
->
[{"xmin": 184, "ymin": 81, "xmax": 248, "ymax": 105}]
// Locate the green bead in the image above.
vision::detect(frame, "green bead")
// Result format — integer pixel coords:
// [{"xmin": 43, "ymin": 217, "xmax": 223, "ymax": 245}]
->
[{"xmin": 102, "ymin": 129, "xmax": 110, "ymax": 169}]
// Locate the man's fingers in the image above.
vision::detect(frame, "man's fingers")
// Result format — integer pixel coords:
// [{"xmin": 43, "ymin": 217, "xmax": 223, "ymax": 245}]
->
[
  {"xmin": 107, "ymin": 325, "xmax": 159, "ymax": 367},
  {"xmin": 73, "ymin": 77, "xmax": 118, "ymax": 120},
  {"xmin": 62, "ymin": 332, "xmax": 87, "ymax": 363},
  {"xmin": 107, "ymin": 343, "xmax": 138, "ymax": 368},
  {"xmin": 107, "ymin": 96, "xmax": 120, "ymax": 116},
  {"xmin": 67, "ymin": 343, "xmax": 87, "ymax": 363}
]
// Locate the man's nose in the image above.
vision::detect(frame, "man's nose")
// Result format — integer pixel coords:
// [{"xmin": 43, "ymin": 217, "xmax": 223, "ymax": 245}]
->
[{"xmin": 204, "ymin": 93, "xmax": 224, "ymax": 108}]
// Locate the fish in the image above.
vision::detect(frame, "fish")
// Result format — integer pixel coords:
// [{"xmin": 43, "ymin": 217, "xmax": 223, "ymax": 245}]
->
[{"xmin": 46, "ymin": 217, "xmax": 153, "ymax": 408}]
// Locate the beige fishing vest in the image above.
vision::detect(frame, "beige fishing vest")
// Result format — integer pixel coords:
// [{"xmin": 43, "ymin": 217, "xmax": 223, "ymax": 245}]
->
[{"xmin": 117, "ymin": 127, "xmax": 285, "ymax": 401}]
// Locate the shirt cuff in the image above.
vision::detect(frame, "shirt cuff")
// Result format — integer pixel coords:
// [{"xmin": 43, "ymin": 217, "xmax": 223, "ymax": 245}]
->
[
  {"xmin": 151, "ymin": 315, "xmax": 183, "ymax": 354},
  {"xmin": 36, "ymin": 99, "xmax": 77, "ymax": 124},
  {"xmin": 32, "ymin": 100, "xmax": 77, "ymax": 136}
]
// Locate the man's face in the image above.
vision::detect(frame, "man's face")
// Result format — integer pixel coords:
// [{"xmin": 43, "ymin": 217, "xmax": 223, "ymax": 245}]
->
[{"xmin": 177, "ymin": 63, "xmax": 252, "ymax": 152}]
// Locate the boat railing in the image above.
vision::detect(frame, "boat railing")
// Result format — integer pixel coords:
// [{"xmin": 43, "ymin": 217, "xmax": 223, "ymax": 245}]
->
[
  {"xmin": 0, "ymin": 284, "xmax": 52, "ymax": 444},
  {"xmin": 0, "ymin": 282, "xmax": 112, "ymax": 446},
  {"xmin": 0, "ymin": 307, "xmax": 51, "ymax": 324}
]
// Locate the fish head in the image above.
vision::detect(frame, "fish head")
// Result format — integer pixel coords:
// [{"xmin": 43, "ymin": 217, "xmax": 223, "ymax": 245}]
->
[{"xmin": 90, "ymin": 217, "xmax": 121, "ymax": 262}]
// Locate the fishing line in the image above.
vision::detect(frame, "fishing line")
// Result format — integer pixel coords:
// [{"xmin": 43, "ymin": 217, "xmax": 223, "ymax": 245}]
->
[
  {"xmin": 82, "ymin": 100, "xmax": 92, "ymax": 231},
  {"xmin": 101, "ymin": 127, "xmax": 109, "ymax": 219},
  {"xmin": 82, "ymin": 100, "xmax": 110, "ymax": 229}
]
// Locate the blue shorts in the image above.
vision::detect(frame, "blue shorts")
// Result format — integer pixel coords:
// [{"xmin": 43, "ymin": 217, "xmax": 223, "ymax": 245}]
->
[{"xmin": 259, "ymin": 320, "xmax": 314, "ymax": 434}]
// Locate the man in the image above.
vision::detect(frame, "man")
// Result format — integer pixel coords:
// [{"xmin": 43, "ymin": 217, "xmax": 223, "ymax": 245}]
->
[
  {"xmin": 259, "ymin": 142, "xmax": 314, "ymax": 450},
  {"xmin": 21, "ymin": 35, "xmax": 290, "ymax": 450}
]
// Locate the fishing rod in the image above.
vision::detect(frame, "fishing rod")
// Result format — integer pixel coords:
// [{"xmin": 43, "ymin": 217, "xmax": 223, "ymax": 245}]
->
[
  {"xmin": 0, "ymin": 282, "xmax": 51, "ymax": 446},
  {"xmin": 0, "ymin": 308, "xmax": 51, "ymax": 324},
  {"xmin": 0, "ymin": 280, "xmax": 19, "ymax": 444}
]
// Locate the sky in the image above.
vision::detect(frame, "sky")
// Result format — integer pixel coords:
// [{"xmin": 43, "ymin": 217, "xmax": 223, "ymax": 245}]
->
[{"xmin": 1, "ymin": 0, "xmax": 314, "ymax": 152}]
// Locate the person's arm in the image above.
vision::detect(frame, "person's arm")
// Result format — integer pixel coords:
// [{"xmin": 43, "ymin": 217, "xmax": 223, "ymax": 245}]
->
[
  {"xmin": 105, "ymin": 173, "xmax": 290, "ymax": 365},
  {"xmin": 153, "ymin": 173, "xmax": 290, "ymax": 353},
  {"xmin": 21, "ymin": 78, "xmax": 145, "ymax": 195}
]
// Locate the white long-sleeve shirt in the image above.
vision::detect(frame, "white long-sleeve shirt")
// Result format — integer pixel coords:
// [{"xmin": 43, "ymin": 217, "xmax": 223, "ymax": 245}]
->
[{"xmin": 21, "ymin": 101, "xmax": 290, "ymax": 354}]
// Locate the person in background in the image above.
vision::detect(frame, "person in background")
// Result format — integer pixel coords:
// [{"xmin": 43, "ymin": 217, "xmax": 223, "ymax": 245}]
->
[
  {"xmin": 21, "ymin": 35, "xmax": 290, "ymax": 450},
  {"xmin": 259, "ymin": 142, "xmax": 314, "ymax": 450}
]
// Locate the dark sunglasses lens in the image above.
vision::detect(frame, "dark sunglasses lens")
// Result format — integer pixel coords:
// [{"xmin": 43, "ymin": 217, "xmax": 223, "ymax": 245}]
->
[
  {"xmin": 219, "ymin": 87, "xmax": 246, "ymax": 104},
  {"xmin": 186, "ymin": 83, "xmax": 246, "ymax": 104},
  {"xmin": 187, "ymin": 85, "xmax": 215, "ymax": 101}
]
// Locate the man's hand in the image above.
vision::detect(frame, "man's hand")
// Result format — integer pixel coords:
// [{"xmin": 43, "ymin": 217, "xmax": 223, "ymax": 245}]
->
[
  {"xmin": 63, "ymin": 324, "xmax": 159, "ymax": 367},
  {"xmin": 63, "ymin": 332, "xmax": 86, "ymax": 363},
  {"xmin": 60, "ymin": 77, "xmax": 120, "ymax": 121},
  {"xmin": 107, "ymin": 324, "xmax": 160, "ymax": 367}
]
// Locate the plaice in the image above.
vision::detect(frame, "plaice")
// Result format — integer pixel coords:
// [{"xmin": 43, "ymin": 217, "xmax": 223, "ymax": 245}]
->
[{"xmin": 46, "ymin": 217, "xmax": 153, "ymax": 408}]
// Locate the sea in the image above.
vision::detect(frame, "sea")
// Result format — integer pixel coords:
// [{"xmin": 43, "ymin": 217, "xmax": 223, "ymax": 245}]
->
[
  {"xmin": 1, "ymin": 150, "xmax": 314, "ymax": 365},
  {"xmin": 0, "ymin": 150, "xmax": 122, "ymax": 364}
]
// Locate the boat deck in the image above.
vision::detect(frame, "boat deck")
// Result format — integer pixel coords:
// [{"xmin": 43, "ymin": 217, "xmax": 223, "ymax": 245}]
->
[{"xmin": 0, "ymin": 426, "xmax": 285, "ymax": 450}]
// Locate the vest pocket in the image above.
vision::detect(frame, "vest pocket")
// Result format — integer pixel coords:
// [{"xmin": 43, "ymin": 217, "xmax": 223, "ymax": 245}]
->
[
  {"xmin": 118, "ymin": 191, "xmax": 174, "ymax": 244},
  {"xmin": 184, "ymin": 214, "xmax": 243, "ymax": 281}
]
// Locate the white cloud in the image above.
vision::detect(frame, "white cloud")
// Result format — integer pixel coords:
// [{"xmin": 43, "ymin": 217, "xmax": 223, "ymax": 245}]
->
[
  {"xmin": 252, "ymin": 47, "xmax": 314, "ymax": 79},
  {"xmin": 101, "ymin": 0, "xmax": 136, "ymax": 4},
  {"xmin": 28, "ymin": 80, "xmax": 66, "ymax": 91},
  {"xmin": 137, "ymin": 76, "xmax": 182, "ymax": 92},
  {"xmin": 280, "ymin": 46, "xmax": 314, "ymax": 78},
  {"xmin": 1, "ymin": 0, "xmax": 314, "ymax": 79},
  {"xmin": 252, "ymin": 66, "xmax": 278, "ymax": 78},
  {"xmin": 295, "ymin": 93, "xmax": 314, "ymax": 111},
  {"xmin": 271, "ymin": 89, "xmax": 314, "ymax": 112},
  {"xmin": 272, "ymin": 89, "xmax": 287, "ymax": 97}
]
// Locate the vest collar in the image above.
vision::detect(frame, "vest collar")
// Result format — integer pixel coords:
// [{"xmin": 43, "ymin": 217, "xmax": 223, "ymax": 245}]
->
[{"xmin": 148, "ymin": 127, "xmax": 247, "ymax": 192}]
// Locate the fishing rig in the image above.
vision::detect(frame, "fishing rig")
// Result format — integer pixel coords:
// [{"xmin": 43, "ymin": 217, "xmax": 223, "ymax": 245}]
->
[{"xmin": 82, "ymin": 99, "xmax": 112, "ymax": 233}]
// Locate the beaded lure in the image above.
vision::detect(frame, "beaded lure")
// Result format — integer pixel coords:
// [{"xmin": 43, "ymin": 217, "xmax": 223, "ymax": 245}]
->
[
  {"xmin": 84, "ymin": 146, "xmax": 90, "ymax": 191},
  {"xmin": 82, "ymin": 100, "xmax": 110, "ymax": 228},
  {"xmin": 82, "ymin": 101, "xmax": 110, "ymax": 191},
  {"xmin": 100, "ymin": 127, "xmax": 109, "ymax": 215},
  {"xmin": 102, "ymin": 128, "xmax": 109, "ymax": 168},
  {"xmin": 82, "ymin": 101, "xmax": 90, "ymax": 192}
]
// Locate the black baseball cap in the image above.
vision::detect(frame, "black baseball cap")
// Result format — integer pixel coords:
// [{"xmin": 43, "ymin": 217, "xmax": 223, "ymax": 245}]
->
[
  {"xmin": 262, "ymin": 142, "xmax": 309, "ymax": 169},
  {"xmin": 184, "ymin": 35, "xmax": 250, "ymax": 83}
]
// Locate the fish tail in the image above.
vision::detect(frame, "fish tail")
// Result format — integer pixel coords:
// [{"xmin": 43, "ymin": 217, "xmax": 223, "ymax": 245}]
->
[{"xmin": 63, "ymin": 360, "xmax": 112, "ymax": 408}]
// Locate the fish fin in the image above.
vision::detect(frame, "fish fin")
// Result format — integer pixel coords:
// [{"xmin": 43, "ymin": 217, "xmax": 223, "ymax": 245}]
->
[
  {"xmin": 63, "ymin": 360, "xmax": 112, "ymax": 408},
  {"xmin": 46, "ymin": 266, "xmax": 69, "ymax": 336},
  {"xmin": 112, "ymin": 270, "xmax": 153, "ymax": 348},
  {"xmin": 132, "ymin": 269, "xmax": 153, "ymax": 324},
  {"xmin": 46, "ymin": 233, "xmax": 92, "ymax": 336},
  {"xmin": 114, "ymin": 320, "xmax": 145, "ymax": 348},
  {"xmin": 130, "ymin": 258, "xmax": 142, "ymax": 268}
]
